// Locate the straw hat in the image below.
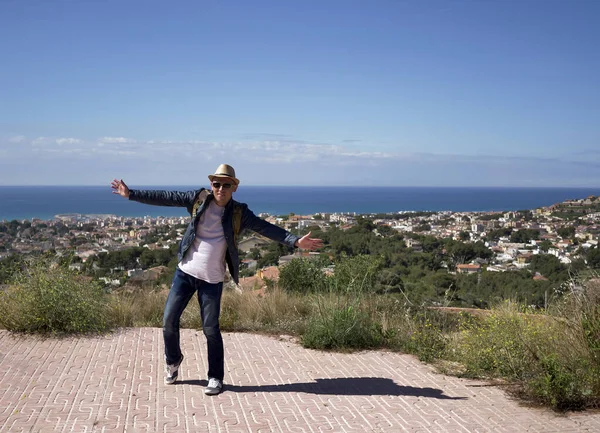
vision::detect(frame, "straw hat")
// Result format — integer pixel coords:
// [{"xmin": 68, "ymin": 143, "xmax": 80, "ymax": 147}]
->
[{"xmin": 208, "ymin": 164, "xmax": 240, "ymax": 185}]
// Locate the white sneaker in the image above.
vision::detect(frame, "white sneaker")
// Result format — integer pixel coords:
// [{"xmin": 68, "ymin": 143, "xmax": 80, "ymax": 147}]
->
[
  {"xmin": 165, "ymin": 355, "xmax": 184, "ymax": 385},
  {"xmin": 205, "ymin": 378, "xmax": 223, "ymax": 395}
]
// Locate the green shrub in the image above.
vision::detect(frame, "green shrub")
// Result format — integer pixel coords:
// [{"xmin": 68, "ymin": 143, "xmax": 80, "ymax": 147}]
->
[
  {"xmin": 455, "ymin": 303, "xmax": 538, "ymax": 380},
  {"xmin": 561, "ymin": 278, "xmax": 600, "ymax": 364},
  {"xmin": 447, "ymin": 290, "xmax": 600, "ymax": 410},
  {"xmin": 529, "ymin": 354, "xmax": 593, "ymax": 411},
  {"xmin": 0, "ymin": 254, "xmax": 22, "ymax": 284},
  {"xmin": 0, "ymin": 261, "xmax": 111, "ymax": 334},
  {"xmin": 301, "ymin": 294, "xmax": 383, "ymax": 350},
  {"xmin": 278, "ymin": 257, "xmax": 329, "ymax": 294},
  {"xmin": 407, "ymin": 325, "xmax": 447, "ymax": 363},
  {"xmin": 329, "ymin": 254, "xmax": 383, "ymax": 293},
  {"xmin": 406, "ymin": 311, "xmax": 453, "ymax": 362},
  {"xmin": 523, "ymin": 277, "xmax": 600, "ymax": 410}
]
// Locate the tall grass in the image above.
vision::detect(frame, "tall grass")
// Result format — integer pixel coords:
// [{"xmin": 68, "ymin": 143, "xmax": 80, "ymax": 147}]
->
[
  {"xmin": 110, "ymin": 289, "xmax": 166, "ymax": 327},
  {"xmin": 529, "ymin": 277, "xmax": 600, "ymax": 410},
  {"xmin": 301, "ymin": 292, "xmax": 384, "ymax": 350},
  {"xmin": 104, "ymin": 284, "xmax": 313, "ymax": 333},
  {"xmin": 219, "ymin": 286, "xmax": 311, "ymax": 334}
]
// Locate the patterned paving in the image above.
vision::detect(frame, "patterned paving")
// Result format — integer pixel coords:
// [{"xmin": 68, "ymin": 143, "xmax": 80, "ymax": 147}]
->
[{"xmin": 1, "ymin": 328, "xmax": 599, "ymax": 432}]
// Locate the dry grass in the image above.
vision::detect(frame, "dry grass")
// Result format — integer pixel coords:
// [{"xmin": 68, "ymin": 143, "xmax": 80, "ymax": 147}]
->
[
  {"xmin": 219, "ymin": 286, "xmax": 311, "ymax": 334},
  {"xmin": 109, "ymin": 289, "xmax": 167, "ymax": 327},
  {"xmin": 106, "ymin": 284, "xmax": 313, "ymax": 335}
]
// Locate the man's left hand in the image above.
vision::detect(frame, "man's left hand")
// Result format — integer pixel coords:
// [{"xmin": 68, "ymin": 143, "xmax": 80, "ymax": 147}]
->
[{"xmin": 296, "ymin": 231, "xmax": 324, "ymax": 250}]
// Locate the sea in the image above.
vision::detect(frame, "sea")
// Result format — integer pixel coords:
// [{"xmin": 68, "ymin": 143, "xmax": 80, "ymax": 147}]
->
[{"xmin": 1, "ymin": 186, "xmax": 599, "ymax": 221}]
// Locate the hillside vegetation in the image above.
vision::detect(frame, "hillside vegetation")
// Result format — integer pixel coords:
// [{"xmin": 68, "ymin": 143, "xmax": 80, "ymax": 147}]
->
[
  {"xmin": 1, "ymin": 254, "xmax": 599, "ymax": 411},
  {"xmin": 2, "ymin": 209, "xmax": 600, "ymax": 411}
]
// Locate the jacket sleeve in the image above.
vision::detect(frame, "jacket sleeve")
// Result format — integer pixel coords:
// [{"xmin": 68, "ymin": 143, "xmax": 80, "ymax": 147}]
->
[
  {"xmin": 128, "ymin": 189, "xmax": 201, "ymax": 212},
  {"xmin": 240, "ymin": 205, "xmax": 299, "ymax": 249}
]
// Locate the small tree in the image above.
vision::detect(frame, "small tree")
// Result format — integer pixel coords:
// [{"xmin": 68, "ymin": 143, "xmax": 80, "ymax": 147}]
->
[
  {"xmin": 540, "ymin": 240, "xmax": 553, "ymax": 253},
  {"xmin": 587, "ymin": 248, "xmax": 600, "ymax": 269},
  {"xmin": 278, "ymin": 257, "xmax": 329, "ymax": 294},
  {"xmin": 330, "ymin": 254, "xmax": 383, "ymax": 293}
]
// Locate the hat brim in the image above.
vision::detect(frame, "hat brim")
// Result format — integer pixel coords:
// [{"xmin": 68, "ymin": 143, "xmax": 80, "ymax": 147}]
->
[{"xmin": 208, "ymin": 174, "xmax": 240, "ymax": 185}]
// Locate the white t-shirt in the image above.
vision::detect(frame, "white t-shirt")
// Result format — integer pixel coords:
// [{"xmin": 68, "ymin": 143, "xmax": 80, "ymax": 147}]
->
[{"xmin": 178, "ymin": 200, "xmax": 227, "ymax": 283}]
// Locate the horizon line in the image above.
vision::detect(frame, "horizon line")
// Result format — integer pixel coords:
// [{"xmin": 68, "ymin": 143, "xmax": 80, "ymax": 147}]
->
[{"xmin": 1, "ymin": 184, "xmax": 600, "ymax": 189}]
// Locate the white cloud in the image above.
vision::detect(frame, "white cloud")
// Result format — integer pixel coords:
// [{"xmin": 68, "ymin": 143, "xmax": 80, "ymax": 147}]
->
[
  {"xmin": 100, "ymin": 136, "xmax": 136, "ymax": 144},
  {"xmin": 18, "ymin": 134, "xmax": 596, "ymax": 172},
  {"xmin": 30, "ymin": 136, "xmax": 84, "ymax": 147},
  {"xmin": 42, "ymin": 148, "xmax": 85, "ymax": 154},
  {"xmin": 56, "ymin": 138, "xmax": 83, "ymax": 145},
  {"xmin": 7, "ymin": 131, "xmax": 600, "ymax": 186},
  {"xmin": 31, "ymin": 136, "xmax": 52, "ymax": 145},
  {"xmin": 219, "ymin": 139, "xmax": 393, "ymax": 163},
  {"xmin": 8, "ymin": 135, "xmax": 26, "ymax": 143}
]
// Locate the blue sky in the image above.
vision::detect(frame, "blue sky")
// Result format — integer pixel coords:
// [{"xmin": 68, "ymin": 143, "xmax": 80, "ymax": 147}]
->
[{"xmin": 1, "ymin": 0, "xmax": 599, "ymax": 187}]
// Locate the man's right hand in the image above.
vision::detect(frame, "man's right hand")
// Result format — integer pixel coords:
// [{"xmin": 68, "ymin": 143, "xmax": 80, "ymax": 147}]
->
[{"xmin": 111, "ymin": 179, "xmax": 130, "ymax": 198}]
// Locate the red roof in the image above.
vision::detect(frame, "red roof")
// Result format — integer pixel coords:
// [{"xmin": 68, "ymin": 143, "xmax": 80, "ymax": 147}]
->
[{"xmin": 457, "ymin": 264, "xmax": 481, "ymax": 270}]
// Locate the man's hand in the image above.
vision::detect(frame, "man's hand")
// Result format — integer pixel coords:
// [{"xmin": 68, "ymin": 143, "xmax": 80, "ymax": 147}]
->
[
  {"xmin": 111, "ymin": 179, "xmax": 130, "ymax": 198},
  {"xmin": 295, "ymin": 231, "xmax": 324, "ymax": 250}
]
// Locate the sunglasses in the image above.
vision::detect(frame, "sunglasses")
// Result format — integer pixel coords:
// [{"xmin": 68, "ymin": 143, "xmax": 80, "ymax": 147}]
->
[{"xmin": 211, "ymin": 182, "xmax": 233, "ymax": 189}]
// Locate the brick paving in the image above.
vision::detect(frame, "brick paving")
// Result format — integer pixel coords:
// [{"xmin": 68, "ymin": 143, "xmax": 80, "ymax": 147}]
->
[{"xmin": 1, "ymin": 328, "xmax": 599, "ymax": 432}]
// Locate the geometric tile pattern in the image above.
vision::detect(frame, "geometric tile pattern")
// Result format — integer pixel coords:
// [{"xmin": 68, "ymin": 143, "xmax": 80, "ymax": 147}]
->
[{"xmin": 1, "ymin": 328, "xmax": 599, "ymax": 432}]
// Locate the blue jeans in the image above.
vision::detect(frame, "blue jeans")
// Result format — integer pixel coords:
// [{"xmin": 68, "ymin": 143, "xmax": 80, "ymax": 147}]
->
[{"xmin": 163, "ymin": 268, "xmax": 224, "ymax": 381}]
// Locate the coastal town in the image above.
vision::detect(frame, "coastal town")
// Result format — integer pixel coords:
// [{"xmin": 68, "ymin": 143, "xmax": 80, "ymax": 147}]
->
[{"xmin": 1, "ymin": 196, "xmax": 600, "ymax": 288}]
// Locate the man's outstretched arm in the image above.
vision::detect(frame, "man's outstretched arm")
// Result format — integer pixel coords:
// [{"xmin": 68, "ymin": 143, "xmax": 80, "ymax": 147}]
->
[
  {"xmin": 111, "ymin": 179, "xmax": 199, "ymax": 209},
  {"xmin": 240, "ymin": 206, "xmax": 323, "ymax": 251}
]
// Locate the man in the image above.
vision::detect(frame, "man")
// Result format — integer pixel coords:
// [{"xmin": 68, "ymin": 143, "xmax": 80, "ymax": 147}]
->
[{"xmin": 111, "ymin": 164, "xmax": 323, "ymax": 395}]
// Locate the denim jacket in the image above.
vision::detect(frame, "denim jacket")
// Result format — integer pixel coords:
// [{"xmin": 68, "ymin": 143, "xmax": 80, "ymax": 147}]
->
[{"xmin": 128, "ymin": 188, "xmax": 299, "ymax": 283}]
